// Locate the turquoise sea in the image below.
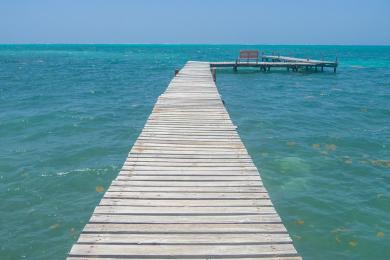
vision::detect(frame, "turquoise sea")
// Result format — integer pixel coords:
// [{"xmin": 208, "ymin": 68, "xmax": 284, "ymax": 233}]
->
[{"xmin": 0, "ymin": 45, "xmax": 389, "ymax": 259}]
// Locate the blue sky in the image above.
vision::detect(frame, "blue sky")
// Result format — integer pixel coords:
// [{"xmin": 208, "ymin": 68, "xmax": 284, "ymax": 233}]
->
[{"xmin": 0, "ymin": 0, "xmax": 389, "ymax": 45}]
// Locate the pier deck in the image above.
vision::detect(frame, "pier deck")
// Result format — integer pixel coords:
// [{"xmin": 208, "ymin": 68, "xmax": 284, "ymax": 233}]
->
[
  {"xmin": 68, "ymin": 61, "xmax": 301, "ymax": 259},
  {"xmin": 262, "ymin": 55, "xmax": 337, "ymax": 67},
  {"xmin": 211, "ymin": 54, "xmax": 337, "ymax": 72}
]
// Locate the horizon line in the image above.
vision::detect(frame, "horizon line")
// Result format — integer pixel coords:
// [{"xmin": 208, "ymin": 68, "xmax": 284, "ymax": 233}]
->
[{"xmin": 0, "ymin": 43, "xmax": 389, "ymax": 47}]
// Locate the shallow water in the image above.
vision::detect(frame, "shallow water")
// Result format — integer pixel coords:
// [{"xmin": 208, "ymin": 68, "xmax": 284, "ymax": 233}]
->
[{"xmin": 0, "ymin": 45, "xmax": 389, "ymax": 259}]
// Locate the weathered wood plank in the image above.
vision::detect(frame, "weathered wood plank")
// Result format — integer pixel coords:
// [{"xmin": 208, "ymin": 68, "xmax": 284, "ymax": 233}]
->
[
  {"xmin": 99, "ymin": 198, "xmax": 273, "ymax": 207},
  {"xmin": 125, "ymin": 157, "xmax": 253, "ymax": 162},
  {"xmin": 69, "ymin": 244, "xmax": 298, "ymax": 258},
  {"xmin": 110, "ymin": 180, "xmax": 263, "ymax": 187},
  {"xmin": 107, "ymin": 186, "xmax": 266, "ymax": 193},
  {"xmin": 68, "ymin": 257, "xmax": 301, "ymax": 260},
  {"xmin": 76, "ymin": 233, "xmax": 292, "ymax": 244},
  {"xmin": 89, "ymin": 213, "xmax": 280, "ymax": 224},
  {"xmin": 93, "ymin": 205, "xmax": 277, "ymax": 215},
  {"xmin": 116, "ymin": 175, "xmax": 261, "ymax": 181},
  {"xmin": 103, "ymin": 191, "xmax": 269, "ymax": 199},
  {"xmin": 118, "ymin": 170, "xmax": 260, "ymax": 176},
  {"xmin": 83, "ymin": 223, "xmax": 288, "ymax": 233}
]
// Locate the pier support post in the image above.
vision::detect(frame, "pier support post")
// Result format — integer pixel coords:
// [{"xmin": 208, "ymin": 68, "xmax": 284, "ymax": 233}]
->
[
  {"xmin": 321, "ymin": 66, "xmax": 324, "ymax": 72},
  {"xmin": 211, "ymin": 68, "xmax": 217, "ymax": 82}
]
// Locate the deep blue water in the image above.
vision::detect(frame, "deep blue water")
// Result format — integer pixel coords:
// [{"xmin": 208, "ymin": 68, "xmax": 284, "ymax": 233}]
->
[{"xmin": 0, "ymin": 45, "xmax": 389, "ymax": 259}]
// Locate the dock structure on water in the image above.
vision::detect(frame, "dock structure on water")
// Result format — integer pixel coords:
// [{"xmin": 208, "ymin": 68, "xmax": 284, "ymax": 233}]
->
[
  {"xmin": 68, "ymin": 61, "xmax": 301, "ymax": 260},
  {"xmin": 211, "ymin": 52, "xmax": 338, "ymax": 72}
]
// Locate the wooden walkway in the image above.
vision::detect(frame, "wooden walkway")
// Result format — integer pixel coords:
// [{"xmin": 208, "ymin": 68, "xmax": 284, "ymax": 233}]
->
[
  {"xmin": 68, "ymin": 61, "xmax": 301, "ymax": 260},
  {"xmin": 261, "ymin": 55, "xmax": 337, "ymax": 67},
  {"xmin": 211, "ymin": 54, "xmax": 337, "ymax": 72}
]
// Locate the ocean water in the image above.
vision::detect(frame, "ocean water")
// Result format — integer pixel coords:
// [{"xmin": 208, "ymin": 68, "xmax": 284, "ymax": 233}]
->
[{"xmin": 0, "ymin": 45, "xmax": 389, "ymax": 259}]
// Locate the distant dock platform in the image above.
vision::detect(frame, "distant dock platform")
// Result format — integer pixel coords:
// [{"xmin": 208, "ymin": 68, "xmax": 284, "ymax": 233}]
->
[{"xmin": 211, "ymin": 53, "xmax": 338, "ymax": 72}]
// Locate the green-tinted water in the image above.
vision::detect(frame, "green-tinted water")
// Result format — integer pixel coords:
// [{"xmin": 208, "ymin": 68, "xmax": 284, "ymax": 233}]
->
[{"xmin": 0, "ymin": 45, "xmax": 389, "ymax": 259}]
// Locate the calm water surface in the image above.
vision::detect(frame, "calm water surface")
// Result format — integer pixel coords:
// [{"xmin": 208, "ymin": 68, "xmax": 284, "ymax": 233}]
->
[{"xmin": 0, "ymin": 45, "xmax": 389, "ymax": 259}]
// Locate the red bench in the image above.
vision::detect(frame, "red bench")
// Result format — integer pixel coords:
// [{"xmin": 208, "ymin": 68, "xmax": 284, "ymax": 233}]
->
[{"xmin": 236, "ymin": 50, "xmax": 259, "ymax": 64}]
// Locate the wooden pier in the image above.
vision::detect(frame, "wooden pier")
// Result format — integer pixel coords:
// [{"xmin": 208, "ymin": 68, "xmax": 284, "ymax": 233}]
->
[
  {"xmin": 68, "ymin": 61, "xmax": 301, "ymax": 260},
  {"xmin": 211, "ymin": 54, "xmax": 338, "ymax": 72}
]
